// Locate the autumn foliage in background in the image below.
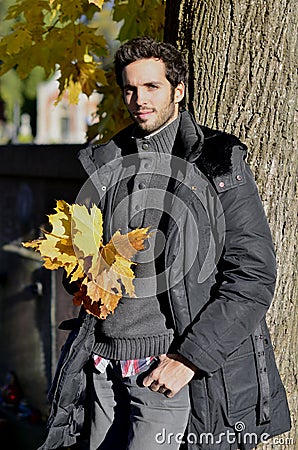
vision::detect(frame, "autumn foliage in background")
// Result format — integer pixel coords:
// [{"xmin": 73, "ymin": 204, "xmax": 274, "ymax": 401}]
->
[
  {"xmin": 0, "ymin": 0, "xmax": 165, "ymax": 141},
  {"xmin": 23, "ymin": 200, "xmax": 150, "ymax": 319}
]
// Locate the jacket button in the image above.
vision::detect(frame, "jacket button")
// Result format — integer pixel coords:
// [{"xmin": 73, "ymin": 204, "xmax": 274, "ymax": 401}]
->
[
  {"xmin": 138, "ymin": 182, "xmax": 146, "ymax": 189},
  {"xmin": 236, "ymin": 175, "xmax": 242, "ymax": 181},
  {"xmin": 191, "ymin": 185, "xmax": 197, "ymax": 191},
  {"xmin": 101, "ymin": 186, "xmax": 106, "ymax": 191},
  {"xmin": 142, "ymin": 142, "xmax": 149, "ymax": 150},
  {"xmin": 219, "ymin": 181, "xmax": 225, "ymax": 188}
]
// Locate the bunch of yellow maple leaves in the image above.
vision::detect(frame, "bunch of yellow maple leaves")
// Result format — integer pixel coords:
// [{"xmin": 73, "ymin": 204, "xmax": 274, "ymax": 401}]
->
[{"xmin": 23, "ymin": 200, "xmax": 150, "ymax": 319}]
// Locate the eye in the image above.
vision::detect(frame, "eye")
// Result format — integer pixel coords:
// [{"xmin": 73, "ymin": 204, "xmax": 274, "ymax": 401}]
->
[
  {"xmin": 147, "ymin": 84, "xmax": 159, "ymax": 90},
  {"xmin": 124, "ymin": 87, "xmax": 134, "ymax": 95}
]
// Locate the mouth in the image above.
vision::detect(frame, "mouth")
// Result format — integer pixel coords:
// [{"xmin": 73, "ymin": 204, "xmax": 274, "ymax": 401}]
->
[{"xmin": 134, "ymin": 110, "xmax": 154, "ymax": 121}]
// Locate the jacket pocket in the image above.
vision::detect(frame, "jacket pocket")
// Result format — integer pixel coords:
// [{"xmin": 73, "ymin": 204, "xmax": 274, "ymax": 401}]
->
[{"xmin": 222, "ymin": 351, "xmax": 258, "ymax": 421}]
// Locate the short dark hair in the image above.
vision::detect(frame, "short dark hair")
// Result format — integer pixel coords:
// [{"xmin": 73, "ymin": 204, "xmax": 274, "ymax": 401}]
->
[{"xmin": 114, "ymin": 36, "xmax": 187, "ymax": 90}]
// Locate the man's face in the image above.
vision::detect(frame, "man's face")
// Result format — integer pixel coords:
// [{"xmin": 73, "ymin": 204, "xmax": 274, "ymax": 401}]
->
[{"xmin": 122, "ymin": 58, "xmax": 184, "ymax": 135}]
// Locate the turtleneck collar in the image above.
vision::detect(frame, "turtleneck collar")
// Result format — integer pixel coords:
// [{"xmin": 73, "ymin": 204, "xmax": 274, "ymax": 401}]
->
[{"xmin": 132, "ymin": 116, "xmax": 180, "ymax": 155}]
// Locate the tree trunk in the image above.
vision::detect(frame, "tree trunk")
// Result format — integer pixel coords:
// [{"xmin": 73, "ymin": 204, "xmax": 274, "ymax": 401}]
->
[{"xmin": 165, "ymin": 1, "xmax": 297, "ymax": 448}]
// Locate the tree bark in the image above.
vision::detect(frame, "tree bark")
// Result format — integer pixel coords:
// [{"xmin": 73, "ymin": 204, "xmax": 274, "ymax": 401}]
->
[{"xmin": 165, "ymin": 1, "xmax": 297, "ymax": 448}]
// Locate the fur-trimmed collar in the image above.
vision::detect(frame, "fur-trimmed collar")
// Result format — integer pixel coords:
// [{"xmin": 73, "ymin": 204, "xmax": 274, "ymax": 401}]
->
[{"xmin": 175, "ymin": 110, "xmax": 247, "ymax": 178}]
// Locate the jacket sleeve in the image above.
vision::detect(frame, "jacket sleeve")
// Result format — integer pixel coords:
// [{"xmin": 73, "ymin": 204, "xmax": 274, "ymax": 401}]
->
[{"xmin": 176, "ymin": 151, "xmax": 277, "ymax": 374}]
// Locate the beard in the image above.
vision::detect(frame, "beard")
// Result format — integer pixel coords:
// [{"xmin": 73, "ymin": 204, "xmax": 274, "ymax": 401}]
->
[{"xmin": 130, "ymin": 99, "xmax": 177, "ymax": 135}]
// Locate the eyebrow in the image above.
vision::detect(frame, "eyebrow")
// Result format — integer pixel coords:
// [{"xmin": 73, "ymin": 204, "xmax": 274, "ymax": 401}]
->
[{"xmin": 123, "ymin": 81, "xmax": 163, "ymax": 89}]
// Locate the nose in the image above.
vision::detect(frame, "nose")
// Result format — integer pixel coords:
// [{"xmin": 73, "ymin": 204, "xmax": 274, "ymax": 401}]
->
[{"xmin": 135, "ymin": 87, "xmax": 148, "ymax": 106}]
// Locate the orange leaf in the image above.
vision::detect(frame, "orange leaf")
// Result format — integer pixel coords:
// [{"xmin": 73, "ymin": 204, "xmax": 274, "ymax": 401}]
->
[
  {"xmin": 22, "ymin": 201, "xmax": 151, "ymax": 319},
  {"xmin": 107, "ymin": 228, "xmax": 150, "ymax": 260}
]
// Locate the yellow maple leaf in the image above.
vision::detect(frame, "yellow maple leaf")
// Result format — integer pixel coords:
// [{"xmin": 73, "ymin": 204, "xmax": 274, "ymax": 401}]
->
[
  {"xmin": 73, "ymin": 269, "xmax": 122, "ymax": 319},
  {"xmin": 23, "ymin": 200, "xmax": 84, "ymax": 282},
  {"xmin": 67, "ymin": 78, "xmax": 82, "ymax": 105},
  {"xmin": 72, "ymin": 203, "xmax": 103, "ymax": 257},
  {"xmin": 81, "ymin": 228, "xmax": 150, "ymax": 318},
  {"xmin": 88, "ymin": 228, "xmax": 150, "ymax": 292},
  {"xmin": 57, "ymin": 0, "xmax": 85, "ymax": 21},
  {"xmin": 78, "ymin": 62, "xmax": 107, "ymax": 96},
  {"xmin": 49, "ymin": 199, "xmax": 73, "ymax": 238},
  {"xmin": 111, "ymin": 255, "xmax": 135, "ymax": 298},
  {"xmin": 85, "ymin": 268, "xmax": 122, "ymax": 318},
  {"xmin": 23, "ymin": 200, "xmax": 151, "ymax": 319},
  {"xmin": 88, "ymin": 0, "xmax": 104, "ymax": 8},
  {"xmin": 2, "ymin": 26, "xmax": 32, "ymax": 56}
]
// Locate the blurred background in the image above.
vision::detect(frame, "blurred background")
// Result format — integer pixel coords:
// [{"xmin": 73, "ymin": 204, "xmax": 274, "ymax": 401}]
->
[
  {"xmin": 0, "ymin": 1, "xmax": 130, "ymax": 447},
  {"xmin": 0, "ymin": 0, "xmax": 297, "ymax": 449}
]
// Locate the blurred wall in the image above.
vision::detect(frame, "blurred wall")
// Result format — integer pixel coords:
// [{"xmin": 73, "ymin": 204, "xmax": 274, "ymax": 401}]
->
[{"xmin": 0, "ymin": 144, "xmax": 87, "ymax": 415}]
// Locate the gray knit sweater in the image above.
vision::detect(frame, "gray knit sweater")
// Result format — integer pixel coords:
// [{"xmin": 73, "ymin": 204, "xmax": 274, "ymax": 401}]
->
[{"xmin": 93, "ymin": 118, "xmax": 179, "ymax": 360}]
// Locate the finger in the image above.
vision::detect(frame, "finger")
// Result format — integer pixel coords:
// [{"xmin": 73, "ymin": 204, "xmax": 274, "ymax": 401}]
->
[
  {"xmin": 158, "ymin": 384, "xmax": 167, "ymax": 394},
  {"xmin": 143, "ymin": 375, "xmax": 152, "ymax": 387},
  {"xmin": 143, "ymin": 370, "xmax": 157, "ymax": 387},
  {"xmin": 165, "ymin": 389, "xmax": 175, "ymax": 398},
  {"xmin": 149, "ymin": 380, "xmax": 160, "ymax": 392}
]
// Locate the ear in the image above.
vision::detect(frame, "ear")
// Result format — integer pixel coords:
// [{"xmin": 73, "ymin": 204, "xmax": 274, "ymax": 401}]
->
[{"xmin": 174, "ymin": 81, "xmax": 185, "ymax": 104}]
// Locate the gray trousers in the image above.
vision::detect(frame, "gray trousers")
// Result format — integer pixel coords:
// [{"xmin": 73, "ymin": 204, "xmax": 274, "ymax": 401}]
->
[{"xmin": 89, "ymin": 360, "xmax": 191, "ymax": 450}]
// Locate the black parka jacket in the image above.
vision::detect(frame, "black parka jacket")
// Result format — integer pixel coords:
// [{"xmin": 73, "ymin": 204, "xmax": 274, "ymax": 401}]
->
[{"xmin": 39, "ymin": 110, "xmax": 290, "ymax": 450}]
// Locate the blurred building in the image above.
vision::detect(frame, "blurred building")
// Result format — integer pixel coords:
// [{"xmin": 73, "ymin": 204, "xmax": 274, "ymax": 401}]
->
[{"xmin": 35, "ymin": 76, "xmax": 101, "ymax": 144}]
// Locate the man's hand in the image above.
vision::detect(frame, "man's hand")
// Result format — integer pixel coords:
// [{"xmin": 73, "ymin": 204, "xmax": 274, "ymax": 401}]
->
[{"xmin": 143, "ymin": 353, "xmax": 197, "ymax": 398}]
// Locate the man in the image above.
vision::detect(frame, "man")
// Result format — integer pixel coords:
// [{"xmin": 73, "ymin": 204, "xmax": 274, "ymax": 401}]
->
[{"xmin": 39, "ymin": 37, "xmax": 291, "ymax": 450}]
